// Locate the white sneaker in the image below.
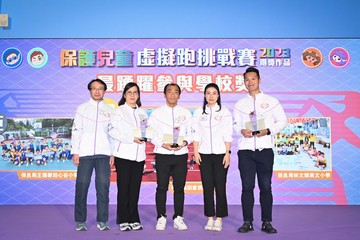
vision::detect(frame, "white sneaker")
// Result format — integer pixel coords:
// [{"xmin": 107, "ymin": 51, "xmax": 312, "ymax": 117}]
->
[
  {"xmin": 130, "ymin": 222, "xmax": 143, "ymax": 231},
  {"xmin": 75, "ymin": 222, "xmax": 87, "ymax": 231},
  {"xmin": 173, "ymin": 216, "xmax": 188, "ymax": 230},
  {"xmin": 119, "ymin": 222, "xmax": 131, "ymax": 231},
  {"xmin": 156, "ymin": 216, "xmax": 167, "ymax": 231},
  {"xmin": 204, "ymin": 218, "xmax": 214, "ymax": 230},
  {"xmin": 97, "ymin": 222, "xmax": 110, "ymax": 231},
  {"xmin": 212, "ymin": 219, "xmax": 222, "ymax": 231}
]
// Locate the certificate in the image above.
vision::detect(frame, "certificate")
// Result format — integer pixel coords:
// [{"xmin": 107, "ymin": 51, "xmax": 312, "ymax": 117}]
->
[
  {"xmin": 133, "ymin": 127, "xmax": 154, "ymax": 140},
  {"xmin": 162, "ymin": 133, "xmax": 184, "ymax": 146},
  {"xmin": 245, "ymin": 118, "xmax": 266, "ymax": 135}
]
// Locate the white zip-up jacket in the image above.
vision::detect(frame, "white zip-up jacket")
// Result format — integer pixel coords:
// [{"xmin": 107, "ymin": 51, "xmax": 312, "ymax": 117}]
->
[
  {"xmin": 148, "ymin": 104, "xmax": 192, "ymax": 155},
  {"xmin": 192, "ymin": 104, "xmax": 233, "ymax": 154},
  {"xmin": 109, "ymin": 103, "xmax": 147, "ymax": 162},
  {"xmin": 71, "ymin": 98, "xmax": 113, "ymax": 157},
  {"xmin": 234, "ymin": 92, "xmax": 287, "ymax": 151}
]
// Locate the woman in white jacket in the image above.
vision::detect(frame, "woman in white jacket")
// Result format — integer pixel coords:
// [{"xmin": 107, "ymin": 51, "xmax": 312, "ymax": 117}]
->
[
  {"xmin": 109, "ymin": 82, "xmax": 147, "ymax": 231},
  {"xmin": 192, "ymin": 83, "xmax": 233, "ymax": 232}
]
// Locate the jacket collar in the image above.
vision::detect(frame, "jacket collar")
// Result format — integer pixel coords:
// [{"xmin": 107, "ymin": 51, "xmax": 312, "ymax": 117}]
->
[
  {"xmin": 205, "ymin": 103, "xmax": 220, "ymax": 112},
  {"xmin": 89, "ymin": 98, "xmax": 104, "ymax": 105},
  {"xmin": 124, "ymin": 102, "xmax": 138, "ymax": 111},
  {"xmin": 247, "ymin": 91, "xmax": 264, "ymax": 99}
]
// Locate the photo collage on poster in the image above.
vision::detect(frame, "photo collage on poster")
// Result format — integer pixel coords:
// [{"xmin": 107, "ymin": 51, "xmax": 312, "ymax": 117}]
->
[{"xmin": 274, "ymin": 117, "xmax": 332, "ymax": 180}]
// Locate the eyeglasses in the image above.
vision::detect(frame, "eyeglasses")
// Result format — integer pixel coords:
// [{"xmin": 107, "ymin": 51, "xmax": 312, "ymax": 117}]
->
[
  {"xmin": 90, "ymin": 88, "xmax": 105, "ymax": 91},
  {"xmin": 126, "ymin": 91, "xmax": 139, "ymax": 96}
]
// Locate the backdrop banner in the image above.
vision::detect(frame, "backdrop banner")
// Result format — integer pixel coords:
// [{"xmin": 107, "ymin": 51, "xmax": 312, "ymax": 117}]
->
[{"xmin": 0, "ymin": 38, "xmax": 358, "ymax": 205}]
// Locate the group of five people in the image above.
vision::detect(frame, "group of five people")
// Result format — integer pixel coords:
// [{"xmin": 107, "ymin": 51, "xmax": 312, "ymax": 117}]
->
[{"xmin": 71, "ymin": 67, "xmax": 287, "ymax": 234}]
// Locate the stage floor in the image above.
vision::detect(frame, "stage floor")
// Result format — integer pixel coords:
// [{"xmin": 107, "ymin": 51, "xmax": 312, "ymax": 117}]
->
[{"xmin": 1, "ymin": 204, "xmax": 358, "ymax": 240}]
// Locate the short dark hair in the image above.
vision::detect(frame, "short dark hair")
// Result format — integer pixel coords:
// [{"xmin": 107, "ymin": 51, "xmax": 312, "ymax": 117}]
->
[
  {"xmin": 118, "ymin": 82, "xmax": 142, "ymax": 107},
  {"xmin": 244, "ymin": 67, "xmax": 260, "ymax": 79},
  {"xmin": 163, "ymin": 83, "xmax": 181, "ymax": 95},
  {"xmin": 87, "ymin": 78, "xmax": 107, "ymax": 91}
]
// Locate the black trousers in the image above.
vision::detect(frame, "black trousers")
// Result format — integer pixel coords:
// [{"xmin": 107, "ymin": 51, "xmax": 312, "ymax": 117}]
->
[
  {"xmin": 155, "ymin": 153, "xmax": 188, "ymax": 219},
  {"xmin": 199, "ymin": 153, "xmax": 228, "ymax": 218},
  {"xmin": 237, "ymin": 149, "xmax": 274, "ymax": 222},
  {"xmin": 114, "ymin": 157, "xmax": 145, "ymax": 224}
]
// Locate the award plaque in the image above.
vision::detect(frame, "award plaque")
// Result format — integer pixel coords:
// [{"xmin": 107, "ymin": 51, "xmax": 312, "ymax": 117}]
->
[
  {"xmin": 250, "ymin": 111, "xmax": 259, "ymax": 135},
  {"xmin": 139, "ymin": 118, "xmax": 148, "ymax": 142},
  {"xmin": 171, "ymin": 127, "xmax": 180, "ymax": 148},
  {"xmin": 133, "ymin": 114, "xmax": 154, "ymax": 141},
  {"xmin": 245, "ymin": 111, "xmax": 266, "ymax": 135}
]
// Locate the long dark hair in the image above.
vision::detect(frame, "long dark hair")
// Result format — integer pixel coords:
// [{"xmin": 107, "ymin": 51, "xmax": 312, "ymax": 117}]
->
[
  {"xmin": 202, "ymin": 83, "xmax": 221, "ymax": 114},
  {"xmin": 118, "ymin": 82, "xmax": 142, "ymax": 107}
]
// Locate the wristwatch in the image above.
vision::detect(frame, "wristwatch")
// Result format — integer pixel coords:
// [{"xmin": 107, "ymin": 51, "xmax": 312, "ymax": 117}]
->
[
  {"xmin": 227, "ymin": 150, "xmax": 231, "ymax": 154},
  {"xmin": 266, "ymin": 128, "xmax": 271, "ymax": 135}
]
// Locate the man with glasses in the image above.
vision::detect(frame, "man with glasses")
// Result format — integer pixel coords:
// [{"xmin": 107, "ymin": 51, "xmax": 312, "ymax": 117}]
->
[{"xmin": 71, "ymin": 79, "xmax": 114, "ymax": 231}]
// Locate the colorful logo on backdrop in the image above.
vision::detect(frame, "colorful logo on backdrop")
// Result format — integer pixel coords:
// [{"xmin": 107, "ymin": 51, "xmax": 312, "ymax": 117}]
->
[
  {"xmin": 301, "ymin": 47, "xmax": 323, "ymax": 68},
  {"xmin": 59, "ymin": 47, "xmax": 292, "ymax": 68},
  {"xmin": 27, "ymin": 47, "xmax": 48, "ymax": 68},
  {"xmin": 329, "ymin": 47, "xmax": 350, "ymax": 68},
  {"xmin": 2, "ymin": 47, "xmax": 23, "ymax": 68}
]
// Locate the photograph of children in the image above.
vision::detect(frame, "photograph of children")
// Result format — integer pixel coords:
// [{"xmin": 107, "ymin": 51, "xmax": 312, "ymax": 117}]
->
[
  {"xmin": 0, "ymin": 118, "xmax": 74, "ymax": 171},
  {"xmin": 273, "ymin": 117, "xmax": 331, "ymax": 172}
]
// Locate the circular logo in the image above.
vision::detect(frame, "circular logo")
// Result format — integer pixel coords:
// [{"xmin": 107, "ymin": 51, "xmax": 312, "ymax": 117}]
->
[
  {"xmin": 2, "ymin": 47, "xmax": 23, "ymax": 68},
  {"xmin": 261, "ymin": 103, "xmax": 269, "ymax": 109},
  {"xmin": 329, "ymin": 47, "xmax": 350, "ymax": 68},
  {"xmin": 27, "ymin": 47, "xmax": 48, "ymax": 68},
  {"xmin": 214, "ymin": 115, "xmax": 223, "ymax": 121},
  {"xmin": 301, "ymin": 47, "xmax": 323, "ymax": 68}
]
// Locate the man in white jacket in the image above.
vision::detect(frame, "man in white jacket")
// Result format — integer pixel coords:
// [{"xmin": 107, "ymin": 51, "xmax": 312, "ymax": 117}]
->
[
  {"xmin": 148, "ymin": 83, "xmax": 192, "ymax": 231},
  {"xmin": 71, "ymin": 79, "xmax": 114, "ymax": 231},
  {"xmin": 234, "ymin": 67, "xmax": 287, "ymax": 234}
]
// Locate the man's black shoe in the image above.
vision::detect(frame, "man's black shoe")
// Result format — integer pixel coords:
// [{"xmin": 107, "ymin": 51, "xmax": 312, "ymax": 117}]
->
[
  {"xmin": 261, "ymin": 221, "xmax": 277, "ymax": 234},
  {"xmin": 237, "ymin": 221, "xmax": 254, "ymax": 233}
]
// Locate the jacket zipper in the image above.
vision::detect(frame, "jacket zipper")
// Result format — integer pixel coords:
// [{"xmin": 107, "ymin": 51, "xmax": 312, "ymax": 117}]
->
[
  {"xmin": 210, "ymin": 107, "xmax": 213, "ymax": 153},
  {"xmin": 133, "ymin": 108, "xmax": 139, "ymax": 160},
  {"xmin": 94, "ymin": 102, "xmax": 99, "ymax": 155}
]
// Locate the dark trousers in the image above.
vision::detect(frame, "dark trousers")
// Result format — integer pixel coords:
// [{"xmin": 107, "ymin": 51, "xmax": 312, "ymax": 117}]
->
[
  {"xmin": 155, "ymin": 153, "xmax": 188, "ymax": 219},
  {"xmin": 114, "ymin": 157, "xmax": 145, "ymax": 224},
  {"xmin": 237, "ymin": 149, "xmax": 274, "ymax": 222},
  {"xmin": 74, "ymin": 155, "xmax": 110, "ymax": 223},
  {"xmin": 199, "ymin": 153, "xmax": 228, "ymax": 218}
]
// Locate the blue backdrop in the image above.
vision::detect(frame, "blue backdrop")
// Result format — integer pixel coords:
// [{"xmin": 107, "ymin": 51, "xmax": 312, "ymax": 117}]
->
[{"xmin": 0, "ymin": 1, "xmax": 359, "ymax": 206}]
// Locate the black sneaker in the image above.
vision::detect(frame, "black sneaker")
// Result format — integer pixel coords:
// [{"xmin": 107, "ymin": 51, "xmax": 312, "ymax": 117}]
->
[
  {"xmin": 261, "ymin": 221, "xmax": 277, "ymax": 234},
  {"xmin": 237, "ymin": 221, "xmax": 254, "ymax": 233}
]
